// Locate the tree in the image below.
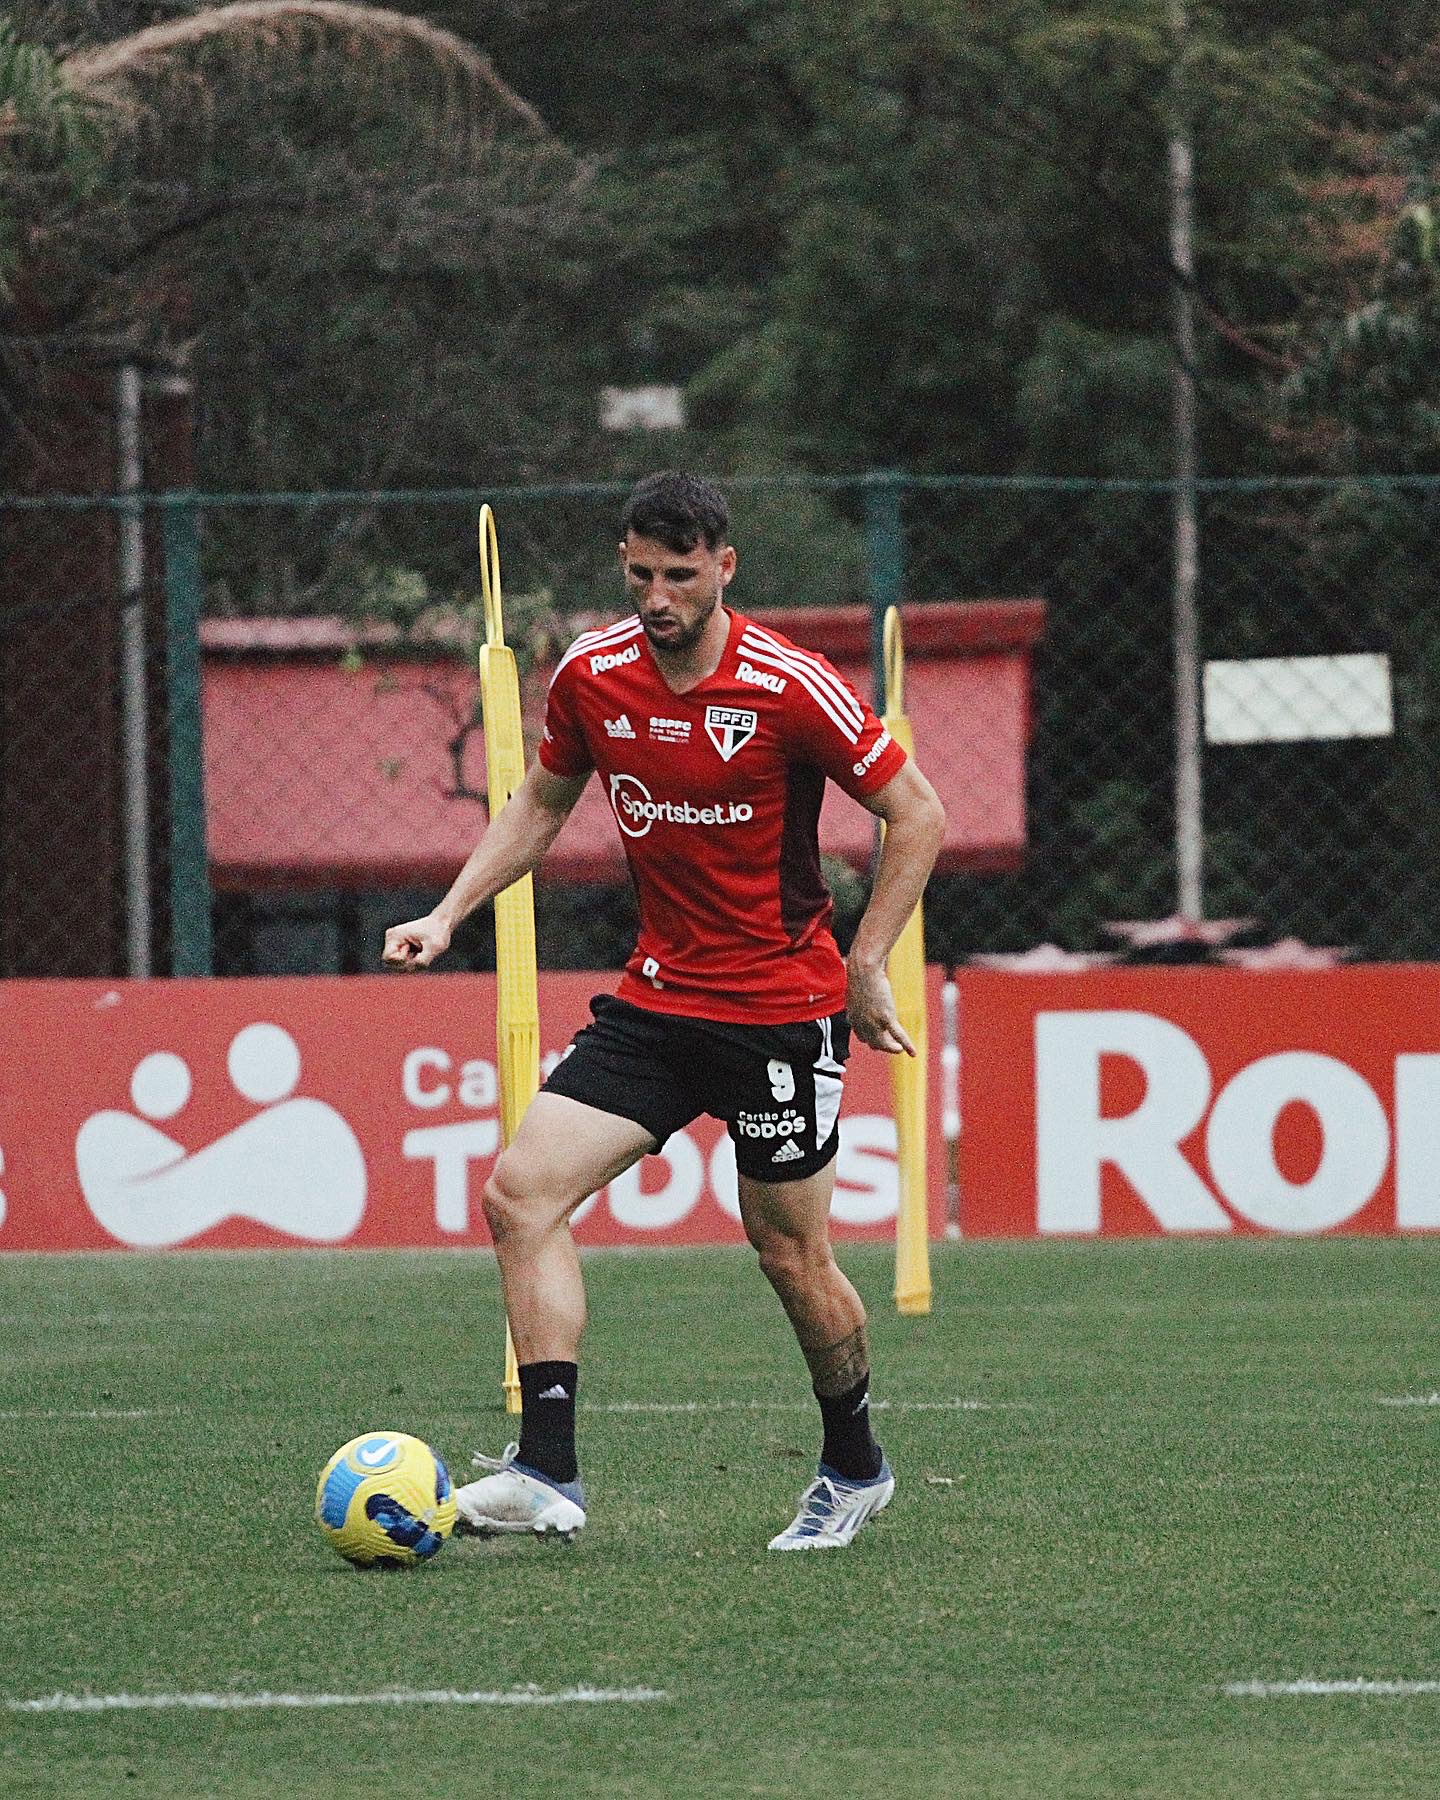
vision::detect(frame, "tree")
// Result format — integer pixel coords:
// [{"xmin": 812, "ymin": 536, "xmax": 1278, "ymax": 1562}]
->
[
  {"xmin": 0, "ymin": 19, "xmax": 99, "ymax": 297},
  {"xmin": 1287, "ymin": 104, "xmax": 1440, "ymax": 472},
  {"xmin": 2, "ymin": 3, "xmax": 619, "ymax": 609}
]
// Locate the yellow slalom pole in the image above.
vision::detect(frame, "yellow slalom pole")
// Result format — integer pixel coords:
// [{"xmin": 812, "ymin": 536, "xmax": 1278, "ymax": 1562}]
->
[
  {"xmin": 883, "ymin": 605, "xmax": 932, "ymax": 1316},
  {"xmin": 477, "ymin": 504, "xmax": 539, "ymax": 1413}
]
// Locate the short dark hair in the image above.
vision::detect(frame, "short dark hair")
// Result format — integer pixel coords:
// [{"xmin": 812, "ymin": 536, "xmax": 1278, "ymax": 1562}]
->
[{"xmin": 621, "ymin": 471, "xmax": 729, "ymax": 553}]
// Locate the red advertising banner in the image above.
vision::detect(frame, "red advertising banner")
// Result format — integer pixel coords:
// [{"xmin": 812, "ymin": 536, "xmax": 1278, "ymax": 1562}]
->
[
  {"xmin": 0, "ymin": 973, "xmax": 928, "ymax": 1253},
  {"xmin": 957, "ymin": 965, "xmax": 1440, "ymax": 1237},
  {"xmin": 12, "ymin": 964, "xmax": 1426, "ymax": 1250}
]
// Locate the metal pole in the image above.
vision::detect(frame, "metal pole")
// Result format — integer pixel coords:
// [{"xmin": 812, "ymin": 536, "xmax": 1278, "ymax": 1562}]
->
[
  {"xmin": 116, "ymin": 363, "xmax": 152, "ymax": 976},
  {"xmin": 1169, "ymin": 0, "xmax": 1203, "ymax": 920},
  {"xmin": 163, "ymin": 497, "xmax": 214, "ymax": 975},
  {"xmin": 863, "ymin": 471, "xmax": 904, "ymax": 710}
]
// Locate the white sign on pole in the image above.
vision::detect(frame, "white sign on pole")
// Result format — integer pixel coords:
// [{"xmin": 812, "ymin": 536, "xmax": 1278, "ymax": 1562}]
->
[{"xmin": 1203, "ymin": 653, "xmax": 1393, "ymax": 745}]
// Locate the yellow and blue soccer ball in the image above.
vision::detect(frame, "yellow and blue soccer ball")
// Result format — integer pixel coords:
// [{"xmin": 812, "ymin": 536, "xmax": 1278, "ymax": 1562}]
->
[{"xmin": 315, "ymin": 1432, "xmax": 458, "ymax": 1568}]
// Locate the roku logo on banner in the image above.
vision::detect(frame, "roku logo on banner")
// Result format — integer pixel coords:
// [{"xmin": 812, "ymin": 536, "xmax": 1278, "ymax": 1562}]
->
[{"xmin": 1034, "ymin": 1009, "xmax": 1440, "ymax": 1236}]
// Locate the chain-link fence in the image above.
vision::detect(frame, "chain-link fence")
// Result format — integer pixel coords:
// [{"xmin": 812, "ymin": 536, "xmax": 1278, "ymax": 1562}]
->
[
  {"xmin": 4, "ymin": 472, "xmax": 1438, "ymax": 979},
  {"xmin": 903, "ymin": 475, "xmax": 1440, "ymax": 965}
]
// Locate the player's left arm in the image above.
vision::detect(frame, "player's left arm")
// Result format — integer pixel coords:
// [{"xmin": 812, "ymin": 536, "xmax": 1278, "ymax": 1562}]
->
[{"xmin": 847, "ymin": 761, "xmax": 947, "ymax": 1055}]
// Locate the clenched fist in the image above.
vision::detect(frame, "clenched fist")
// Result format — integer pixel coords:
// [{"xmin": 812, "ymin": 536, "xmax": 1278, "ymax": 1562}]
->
[{"xmin": 382, "ymin": 913, "xmax": 452, "ymax": 970}]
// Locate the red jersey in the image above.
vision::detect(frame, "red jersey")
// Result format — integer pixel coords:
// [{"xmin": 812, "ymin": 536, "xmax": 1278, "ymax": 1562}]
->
[{"xmin": 537, "ymin": 606, "xmax": 907, "ymax": 1023}]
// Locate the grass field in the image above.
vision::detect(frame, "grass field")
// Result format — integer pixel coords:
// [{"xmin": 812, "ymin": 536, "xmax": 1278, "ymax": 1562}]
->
[{"xmin": 5, "ymin": 1238, "xmax": 1440, "ymax": 1798}]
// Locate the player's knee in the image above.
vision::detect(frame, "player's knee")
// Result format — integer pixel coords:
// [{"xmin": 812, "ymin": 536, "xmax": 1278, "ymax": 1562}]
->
[
  {"xmin": 756, "ymin": 1231, "xmax": 832, "ymax": 1296},
  {"xmin": 481, "ymin": 1153, "xmax": 547, "ymax": 1246}
]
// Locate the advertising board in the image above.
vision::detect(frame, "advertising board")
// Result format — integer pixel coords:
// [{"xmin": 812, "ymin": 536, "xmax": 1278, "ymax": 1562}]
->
[
  {"xmin": 0, "ymin": 973, "xmax": 923, "ymax": 1251},
  {"xmin": 959, "ymin": 966, "xmax": 1440, "ymax": 1236}
]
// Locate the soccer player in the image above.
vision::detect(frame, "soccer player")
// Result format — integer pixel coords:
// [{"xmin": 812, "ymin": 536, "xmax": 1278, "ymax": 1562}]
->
[{"xmin": 382, "ymin": 471, "xmax": 945, "ymax": 1549}]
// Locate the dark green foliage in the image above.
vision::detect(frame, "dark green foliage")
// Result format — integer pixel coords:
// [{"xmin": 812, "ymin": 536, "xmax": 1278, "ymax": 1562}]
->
[
  {"xmin": 1288, "ymin": 109, "xmax": 1440, "ymax": 473},
  {"xmin": 6, "ymin": 3, "xmax": 1438, "ymax": 495}
]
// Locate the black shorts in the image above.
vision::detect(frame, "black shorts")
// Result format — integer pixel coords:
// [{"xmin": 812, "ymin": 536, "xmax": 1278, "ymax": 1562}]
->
[{"xmin": 542, "ymin": 994, "xmax": 851, "ymax": 1183}]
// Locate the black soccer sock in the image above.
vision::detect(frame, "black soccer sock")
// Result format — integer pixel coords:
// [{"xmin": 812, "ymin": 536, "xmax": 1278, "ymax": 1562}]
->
[
  {"xmin": 517, "ymin": 1360, "xmax": 580, "ymax": 1485},
  {"xmin": 817, "ymin": 1371, "xmax": 884, "ymax": 1482}
]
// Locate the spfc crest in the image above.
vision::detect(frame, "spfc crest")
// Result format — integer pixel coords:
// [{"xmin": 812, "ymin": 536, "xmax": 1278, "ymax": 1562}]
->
[{"xmin": 704, "ymin": 705, "xmax": 758, "ymax": 763}]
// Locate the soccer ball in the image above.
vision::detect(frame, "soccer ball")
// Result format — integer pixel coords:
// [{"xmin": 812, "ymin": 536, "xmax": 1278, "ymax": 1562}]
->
[{"xmin": 314, "ymin": 1431, "xmax": 457, "ymax": 1568}]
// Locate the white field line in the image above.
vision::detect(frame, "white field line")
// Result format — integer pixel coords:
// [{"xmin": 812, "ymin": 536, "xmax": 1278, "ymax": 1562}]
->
[
  {"xmin": 1378, "ymin": 1394, "xmax": 1440, "ymax": 1407},
  {"xmin": 584, "ymin": 1398, "xmax": 1020, "ymax": 1415},
  {"xmin": 1226, "ymin": 1680, "xmax": 1440, "ymax": 1698},
  {"xmin": 5, "ymin": 1400, "xmax": 1014, "ymax": 1421},
  {"xmin": 9, "ymin": 1685, "xmax": 668, "ymax": 1717},
  {"xmin": 0, "ymin": 1408, "xmax": 179, "ymax": 1420}
]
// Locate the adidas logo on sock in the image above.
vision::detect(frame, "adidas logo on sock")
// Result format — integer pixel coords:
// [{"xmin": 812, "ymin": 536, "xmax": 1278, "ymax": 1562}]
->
[
  {"xmin": 771, "ymin": 1139, "xmax": 804, "ymax": 1164},
  {"xmin": 538, "ymin": 1384, "xmax": 570, "ymax": 1401}
]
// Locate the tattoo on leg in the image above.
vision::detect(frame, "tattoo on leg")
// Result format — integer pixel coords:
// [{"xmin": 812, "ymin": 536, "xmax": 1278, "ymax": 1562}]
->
[{"xmin": 803, "ymin": 1325, "xmax": 870, "ymax": 1397}]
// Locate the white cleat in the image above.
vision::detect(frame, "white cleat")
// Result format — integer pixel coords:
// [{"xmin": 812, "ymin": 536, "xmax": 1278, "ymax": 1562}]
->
[
  {"xmin": 453, "ymin": 1443, "xmax": 587, "ymax": 1538},
  {"xmin": 768, "ymin": 1461, "xmax": 895, "ymax": 1551}
]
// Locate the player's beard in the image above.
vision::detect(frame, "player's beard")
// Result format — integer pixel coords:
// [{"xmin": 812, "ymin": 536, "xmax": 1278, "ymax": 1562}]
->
[{"xmin": 642, "ymin": 589, "xmax": 718, "ymax": 654}]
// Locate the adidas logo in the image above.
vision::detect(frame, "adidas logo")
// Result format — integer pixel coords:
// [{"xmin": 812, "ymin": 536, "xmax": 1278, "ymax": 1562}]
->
[
  {"xmin": 771, "ymin": 1139, "xmax": 804, "ymax": 1164},
  {"xmin": 538, "ymin": 1384, "xmax": 571, "ymax": 1401},
  {"xmin": 604, "ymin": 713, "xmax": 636, "ymax": 738}
]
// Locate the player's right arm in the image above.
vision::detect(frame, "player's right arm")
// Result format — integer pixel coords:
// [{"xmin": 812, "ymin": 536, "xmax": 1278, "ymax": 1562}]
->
[{"xmin": 382, "ymin": 761, "xmax": 589, "ymax": 969}]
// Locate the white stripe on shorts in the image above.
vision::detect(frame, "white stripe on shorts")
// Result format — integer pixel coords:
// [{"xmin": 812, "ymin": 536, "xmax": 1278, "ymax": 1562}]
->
[
  {"xmin": 816, "ymin": 1014, "xmax": 845, "ymax": 1078},
  {"xmin": 814, "ymin": 1067, "xmax": 844, "ymax": 1147}
]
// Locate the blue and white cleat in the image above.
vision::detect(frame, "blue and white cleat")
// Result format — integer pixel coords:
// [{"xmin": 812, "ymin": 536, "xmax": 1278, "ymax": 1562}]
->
[
  {"xmin": 767, "ymin": 1461, "xmax": 895, "ymax": 1551},
  {"xmin": 453, "ymin": 1443, "xmax": 587, "ymax": 1538}
]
